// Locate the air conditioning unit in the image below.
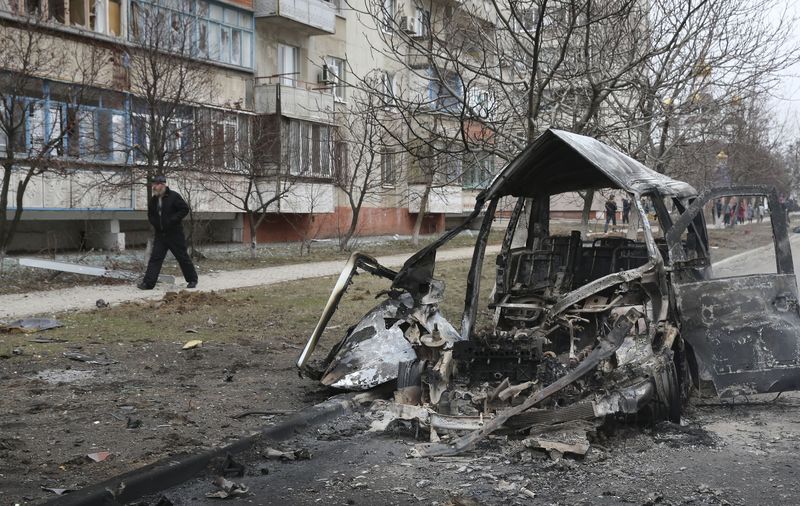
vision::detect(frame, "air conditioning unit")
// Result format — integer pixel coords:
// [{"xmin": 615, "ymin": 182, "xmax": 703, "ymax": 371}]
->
[
  {"xmin": 318, "ymin": 64, "xmax": 330, "ymax": 84},
  {"xmin": 400, "ymin": 15, "xmax": 415, "ymax": 34}
]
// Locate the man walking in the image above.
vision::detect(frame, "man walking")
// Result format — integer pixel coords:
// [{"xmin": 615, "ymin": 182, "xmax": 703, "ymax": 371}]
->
[
  {"xmin": 138, "ymin": 175, "xmax": 198, "ymax": 290},
  {"xmin": 604, "ymin": 197, "xmax": 618, "ymax": 233},
  {"xmin": 622, "ymin": 198, "xmax": 630, "ymax": 225}
]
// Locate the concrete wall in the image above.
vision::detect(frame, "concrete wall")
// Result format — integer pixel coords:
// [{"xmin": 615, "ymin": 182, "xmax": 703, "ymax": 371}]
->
[{"xmin": 244, "ymin": 205, "xmax": 444, "ymax": 243}]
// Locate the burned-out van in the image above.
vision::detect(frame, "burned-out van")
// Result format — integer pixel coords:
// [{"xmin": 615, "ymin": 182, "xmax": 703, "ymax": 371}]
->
[{"xmin": 297, "ymin": 129, "xmax": 800, "ymax": 456}]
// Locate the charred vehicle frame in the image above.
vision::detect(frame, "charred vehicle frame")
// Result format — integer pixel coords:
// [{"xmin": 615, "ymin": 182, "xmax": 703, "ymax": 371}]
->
[{"xmin": 297, "ymin": 129, "xmax": 800, "ymax": 456}]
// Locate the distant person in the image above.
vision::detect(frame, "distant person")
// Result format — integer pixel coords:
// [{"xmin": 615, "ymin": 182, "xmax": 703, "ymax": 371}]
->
[
  {"xmin": 622, "ymin": 198, "xmax": 631, "ymax": 225},
  {"xmin": 138, "ymin": 175, "xmax": 198, "ymax": 290},
  {"xmin": 757, "ymin": 204, "xmax": 765, "ymax": 223},
  {"xmin": 737, "ymin": 202, "xmax": 745, "ymax": 224},
  {"xmin": 746, "ymin": 204, "xmax": 754, "ymax": 223},
  {"xmin": 604, "ymin": 197, "xmax": 618, "ymax": 233},
  {"xmin": 723, "ymin": 203, "xmax": 731, "ymax": 227}
]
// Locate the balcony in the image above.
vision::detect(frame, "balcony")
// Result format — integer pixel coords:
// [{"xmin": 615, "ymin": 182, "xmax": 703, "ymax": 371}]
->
[
  {"xmin": 254, "ymin": 0, "xmax": 336, "ymax": 35},
  {"xmin": 408, "ymin": 184, "xmax": 463, "ymax": 214},
  {"xmin": 254, "ymin": 80, "xmax": 335, "ymax": 124}
]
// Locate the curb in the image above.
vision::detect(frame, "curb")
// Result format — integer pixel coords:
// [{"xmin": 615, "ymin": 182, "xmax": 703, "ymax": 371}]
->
[{"xmin": 45, "ymin": 394, "xmax": 363, "ymax": 506}]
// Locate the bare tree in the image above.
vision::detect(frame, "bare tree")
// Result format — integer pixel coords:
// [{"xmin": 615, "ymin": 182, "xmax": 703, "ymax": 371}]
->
[
  {"xmin": 198, "ymin": 114, "xmax": 298, "ymax": 258},
  {"xmin": 333, "ymin": 83, "xmax": 401, "ymax": 250},
  {"xmin": 346, "ymin": 0, "xmax": 799, "ymax": 234},
  {"xmin": 0, "ymin": 16, "xmax": 104, "ymax": 266},
  {"xmin": 124, "ymin": 2, "xmax": 216, "ymax": 193},
  {"xmin": 117, "ymin": 3, "xmax": 219, "ymax": 257}
]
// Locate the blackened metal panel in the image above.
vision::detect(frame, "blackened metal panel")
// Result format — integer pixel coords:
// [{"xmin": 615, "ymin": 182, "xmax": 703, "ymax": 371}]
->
[{"xmin": 674, "ymin": 274, "xmax": 800, "ymax": 395}]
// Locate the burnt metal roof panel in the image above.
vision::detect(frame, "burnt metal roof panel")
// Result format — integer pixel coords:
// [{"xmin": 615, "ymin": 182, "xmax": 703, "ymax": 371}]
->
[{"xmin": 482, "ymin": 129, "xmax": 697, "ymax": 200}]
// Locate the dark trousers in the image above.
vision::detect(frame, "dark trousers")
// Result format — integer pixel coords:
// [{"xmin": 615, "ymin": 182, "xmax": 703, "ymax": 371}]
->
[{"xmin": 143, "ymin": 230, "xmax": 198, "ymax": 287}]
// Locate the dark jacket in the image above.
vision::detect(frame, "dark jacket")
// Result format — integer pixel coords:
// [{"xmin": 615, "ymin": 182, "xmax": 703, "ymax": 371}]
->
[{"xmin": 148, "ymin": 187, "xmax": 190, "ymax": 234}]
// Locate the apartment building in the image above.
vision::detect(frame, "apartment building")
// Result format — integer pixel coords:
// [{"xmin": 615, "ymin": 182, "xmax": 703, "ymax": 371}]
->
[{"xmin": 0, "ymin": 0, "xmax": 500, "ymax": 253}]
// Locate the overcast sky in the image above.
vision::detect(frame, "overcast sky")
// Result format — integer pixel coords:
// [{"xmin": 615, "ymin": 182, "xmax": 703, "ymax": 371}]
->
[{"xmin": 769, "ymin": 1, "xmax": 800, "ymax": 140}]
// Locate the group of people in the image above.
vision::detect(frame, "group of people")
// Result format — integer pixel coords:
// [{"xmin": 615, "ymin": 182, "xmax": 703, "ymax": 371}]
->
[
  {"xmin": 715, "ymin": 199, "xmax": 765, "ymax": 228},
  {"xmin": 603, "ymin": 197, "xmax": 631, "ymax": 233}
]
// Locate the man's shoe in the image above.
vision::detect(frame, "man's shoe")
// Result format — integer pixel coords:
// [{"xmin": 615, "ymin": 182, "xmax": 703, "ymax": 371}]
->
[
  {"xmin": 137, "ymin": 282, "xmax": 153, "ymax": 290},
  {"xmin": 186, "ymin": 281, "xmax": 197, "ymax": 289}
]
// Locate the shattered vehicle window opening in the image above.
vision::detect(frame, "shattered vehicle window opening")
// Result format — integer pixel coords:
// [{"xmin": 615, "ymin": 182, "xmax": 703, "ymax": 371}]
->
[{"xmin": 298, "ymin": 129, "xmax": 800, "ymax": 457}]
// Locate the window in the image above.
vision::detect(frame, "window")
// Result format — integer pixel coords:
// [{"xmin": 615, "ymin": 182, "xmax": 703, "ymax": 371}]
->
[
  {"xmin": 242, "ymin": 32, "xmax": 252, "ymax": 67},
  {"xmin": 381, "ymin": 152, "xmax": 395, "ymax": 186},
  {"xmin": 443, "ymin": 154, "xmax": 462, "ymax": 184},
  {"xmin": 463, "ymin": 152, "xmax": 494, "ymax": 189},
  {"xmin": 231, "ymin": 29, "xmax": 241, "ymax": 65},
  {"xmin": 428, "ymin": 70, "xmax": 462, "ymax": 113},
  {"xmin": 326, "ymin": 57, "xmax": 346, "ymax": 102},
  {"xmin": 382, "ymin": 0, "xmax": 395, "ymax": 32},
  {"xmin": 510, "ymin": 7, "xmax": 537, "ymax": 32},
  {"xmin": 334, "ymin": 141, "xmax": 348, "ymax": 181},
  {"xmin": 278, "ymin": 44, "xmax": 299, "ymax": 86},
  {"xmin": 467, "ymin": 87, "xmax": 494, "ymax": 118},
  {"xmin": 220, "ymin": 26, "xmax": 230, "ymax": 63},
  {"xmin": 25, "ymin": 0, "xmax": 41, "ymax": 15},
  {"xmin": 284, "ymin": 119, "xmax": 333, "ymax": 177},
  {"xmin": 130, "ymin": 0, "xmax": 254, "ymax": 68},
  {"xmin": 414, "ymin": 7, "xmax": 429, "ymax": 36},
  {"xmin": 49, "ymin": 0, "xmax": 66, "ymax": 21}
]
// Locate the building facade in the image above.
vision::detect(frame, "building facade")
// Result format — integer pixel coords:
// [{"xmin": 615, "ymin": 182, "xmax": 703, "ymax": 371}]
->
[{"xmin": 0, "ymin": 0, "xmax": 500, "ymax": 253}]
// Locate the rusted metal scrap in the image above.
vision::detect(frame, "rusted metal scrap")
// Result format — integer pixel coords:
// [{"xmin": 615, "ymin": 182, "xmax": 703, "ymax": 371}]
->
[{"xmin": 298, "ymin": 128, "xmax": 800, "ymax": 457}]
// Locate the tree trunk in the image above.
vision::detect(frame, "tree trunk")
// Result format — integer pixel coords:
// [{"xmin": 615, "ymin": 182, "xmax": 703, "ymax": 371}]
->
[
  {"xmin": 248, "ymin": 213, "xmax": 258, "ymax": 259},
  {"xmin": 412, "ymin": 185, "xmax": 431, "ymax": 246},
  {"xmin": 340, "ymin": 206, "xmax": 361, "ymax": 251}
]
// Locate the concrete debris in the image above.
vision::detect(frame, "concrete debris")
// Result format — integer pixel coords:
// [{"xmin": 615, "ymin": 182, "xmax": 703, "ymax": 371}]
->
[
  {"xmin": 63, "ymin": 351, "xmax": 116, "ymax": 365},
  {"xmin": 86, "ymin": 451, "xmax": 111, "ymax": 462},
  {"xmin": 205, "ymin": 477, "xmax": 249, "ymax": 499},
  {"xmin": 523, "ymin": 425, "xmax": 591, "ymax": 457},
  {"xmin": 182, "ymin": 340, "xmax": 203, "ymax": 350},
  {"xmin": 1, "ymin": 318, "xmax": 63, "ymax": 333},
  {"xmin": 263, "ymin": 447, "xmax": 311, "ymax": 461}
]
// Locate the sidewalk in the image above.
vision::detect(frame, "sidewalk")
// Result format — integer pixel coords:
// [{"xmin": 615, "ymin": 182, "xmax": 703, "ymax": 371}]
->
[{"xmin": 0, "ymin": 246, "xmax": 499, "ymax": 320}]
